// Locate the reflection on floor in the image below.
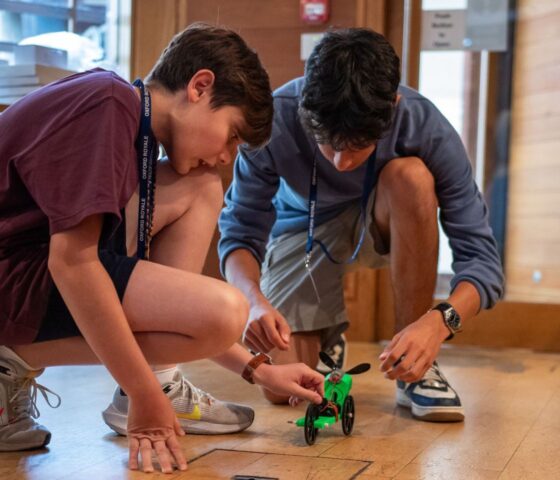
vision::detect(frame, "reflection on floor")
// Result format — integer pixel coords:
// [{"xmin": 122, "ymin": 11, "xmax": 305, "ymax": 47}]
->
[{"xmin": 1, "ymin": 342, "xmax": 560, "ymax": 479}]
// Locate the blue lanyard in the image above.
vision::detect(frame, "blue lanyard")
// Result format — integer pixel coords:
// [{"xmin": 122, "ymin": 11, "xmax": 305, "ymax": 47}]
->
[
  {"xmin": 132, "ymin": 78, "xmax": 158, "ymax": 260},
  {"xmin": 305, "ymin": 149, "xmax": 378, "ymax": 265}
]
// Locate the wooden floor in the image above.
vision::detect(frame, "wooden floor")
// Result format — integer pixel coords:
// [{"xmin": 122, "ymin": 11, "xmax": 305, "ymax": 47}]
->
[{"xmin": 2, "ymin": 342, "xmax": 560, "ymax": 479}]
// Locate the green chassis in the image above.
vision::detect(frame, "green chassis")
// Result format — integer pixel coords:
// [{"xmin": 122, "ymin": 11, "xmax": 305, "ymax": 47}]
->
[{"xmin": 296, "ymin": 372, "xmax": 354, "ymax": 435}]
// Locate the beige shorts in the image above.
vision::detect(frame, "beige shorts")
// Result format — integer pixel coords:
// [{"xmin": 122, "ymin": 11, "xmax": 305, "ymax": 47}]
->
[{"xmin": 260, "ymin": 191, "xmax": 389, "ymax": 349}]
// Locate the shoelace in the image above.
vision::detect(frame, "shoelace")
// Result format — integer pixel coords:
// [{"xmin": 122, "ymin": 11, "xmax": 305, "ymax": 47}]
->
[
  {"xmin": 421, "ymin": 363, "xmax": 447, "ymax": 388},
  {"xmin": 177, "ymin": 376, "xmax": 215, "ymax": 406},
  {"xmin": 329, "ymin": 345, "xmax": 343, "ymax": 364},
  {"xmin": 9, "ymin": 377, "xmax": 61, "ymax": 421}
]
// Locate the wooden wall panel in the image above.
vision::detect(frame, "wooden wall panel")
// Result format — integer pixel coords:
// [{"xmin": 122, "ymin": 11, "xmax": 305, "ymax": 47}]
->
[
  {"xmin": 449, "ymin": 301, "xmax": 560, "ymax": 352},
  {"xmin": 516, "ymin": 0, "xmax": 560, "ymax": 18},
  {"xmin": 515, "ymin": 11, "xmax": 560, "ymax": 47},
  {"xmin": 356, "ymin": 0, "xmax": 386, "ymax": 32},
  {"xmin": 505, "ymin": 0, "xmax": 560, "ymax": 303},
  {"xmin": 184, "ymin": 0, "xmax": 360, "ymax": 90},
  {"xmin": 344, "ymin": 269, "xmax": 377, "ymax": 342},
  {"xmin": 383, "ymin": 0, "xmax": 420, "ymax": 89},
  {"xmin": 131, "ymin": 0, "xmax": 182, "ymax": 78}
]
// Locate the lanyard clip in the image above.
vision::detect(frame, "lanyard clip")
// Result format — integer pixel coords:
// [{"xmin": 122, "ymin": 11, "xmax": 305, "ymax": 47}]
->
[
  {"xmin": 304, "ymin": 251, "xmax": 321, "ymax": 304},
  {"xmin": 304, "ymin": 252, "xmax": 312, "ymax": 269}
]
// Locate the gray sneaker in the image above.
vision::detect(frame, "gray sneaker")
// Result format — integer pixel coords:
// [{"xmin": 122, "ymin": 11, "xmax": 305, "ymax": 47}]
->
[
  {"xmin": 0, "ymin": 346, "xmax": 61, "ymax": 451},
  {"xmin": 102, "ymin": 370, "xmax": 255, "ymax": 435}
]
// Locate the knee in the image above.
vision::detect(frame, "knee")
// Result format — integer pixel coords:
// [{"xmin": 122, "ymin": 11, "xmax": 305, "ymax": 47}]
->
[
  {"xmin": 212, "ymin": 286, "xmax": 249, "ymax": 349},
  {"xmin": 155, "ymin": 163, "xmax": 224, "ymax": 230},
  {"xmin": 261, "ymin": 387, "xmax": 289, "ymax": 405},
  {"xmin": 225, "ymin": 286, "xmax": 250, "ymax": 337},
  {"xmin": 190, "ymin": 167, "xmax": 223, "ymax": 213},
  {"xmin": 172, "ymin": 165, "xmax": 223, "ymax": 216},
  {"xmin": 378, "ymin": 157, "xmax": 437, "ymax": 215}
]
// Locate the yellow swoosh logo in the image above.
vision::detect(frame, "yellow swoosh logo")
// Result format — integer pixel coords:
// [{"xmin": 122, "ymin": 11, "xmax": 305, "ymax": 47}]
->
[{"xmin": 175, "ymin": 404, "xmax": 202, "ymax": 421}]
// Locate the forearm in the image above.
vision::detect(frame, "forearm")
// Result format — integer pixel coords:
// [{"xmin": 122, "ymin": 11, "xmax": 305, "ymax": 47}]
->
[
  {"xmin": 224, "ymin": 249, "xmax": 268, "ymax": 306},
  {"xmin": 50, "ymin": 259, "xmax": 161, "ymax": 398},
  {"xmin": 225, "ymin": 248, "xmax": 291, "ymax": 352},
  {"xmin": 211, "ymin": 342, "xmax": 253, "ymax": 375},
  {"xmin": 446, "ymin": 281, "xmax": 481, "ymax": 324}
]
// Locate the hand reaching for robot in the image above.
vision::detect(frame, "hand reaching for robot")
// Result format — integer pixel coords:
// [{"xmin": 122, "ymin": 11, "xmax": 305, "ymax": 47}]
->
[{"xmin": 253, "ymin": 362, "xmax": 324, "ymax": 405}]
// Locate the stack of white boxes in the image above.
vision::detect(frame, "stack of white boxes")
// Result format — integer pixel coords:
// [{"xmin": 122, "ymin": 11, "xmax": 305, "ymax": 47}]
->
[{"xmin": 0, "ymin": 45, "xmax": 74, "ymax": 106}]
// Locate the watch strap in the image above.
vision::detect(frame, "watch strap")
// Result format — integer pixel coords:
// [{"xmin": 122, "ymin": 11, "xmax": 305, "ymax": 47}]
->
[
  {"xmin": 242, "ymin": 352, "xmax": 272, "ymax": 384},
  {"xmin": 431, "ymin": 302, "xmax": 461, "ymax": 340}
]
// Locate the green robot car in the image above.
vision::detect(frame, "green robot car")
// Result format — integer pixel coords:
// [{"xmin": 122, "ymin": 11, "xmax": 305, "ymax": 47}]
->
[{"xmin": 295, "ymin": 351, "xmax": 371, "ymax": 445}]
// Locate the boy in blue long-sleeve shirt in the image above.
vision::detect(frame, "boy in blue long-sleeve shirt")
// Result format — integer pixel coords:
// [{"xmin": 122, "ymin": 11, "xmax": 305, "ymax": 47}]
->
[{"xmin": 219, "ymin": 28, "xmax": 504, "ymax": 422}]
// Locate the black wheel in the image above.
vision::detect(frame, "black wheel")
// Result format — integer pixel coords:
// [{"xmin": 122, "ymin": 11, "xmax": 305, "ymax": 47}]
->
[
  {"xmin": 342, "ymin": 395, "xmax": 355, "ymax": 435},
  {"xmin": 304, "ymin": 403, "xmax": 319, "ymax": 445}
]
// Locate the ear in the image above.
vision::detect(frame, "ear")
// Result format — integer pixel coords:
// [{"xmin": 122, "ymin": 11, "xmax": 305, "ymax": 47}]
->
[
  {"xmin": 186, "ymin": 69, "xmax": 215, "ymax": 103},
  {"xmin": 395, "ymin": 94, "xmax": 402, "ymax": 105}
]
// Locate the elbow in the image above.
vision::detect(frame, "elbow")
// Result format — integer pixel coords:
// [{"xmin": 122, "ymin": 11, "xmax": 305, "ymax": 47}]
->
[
  {"xmin": 48, "ymin": 243, "xmax": 68, "ymax": 281},
  {"xmin": 481, "ymin": 277, "xmax": 505, "ymax": 310},
  {"xmin": 48, "ymin": 215, "xmax": 103, "ymax": 282},
  {"xmin": 488, "ymin": 266, "xmax": 506, "ymax": 308},
  {"xmin": 48, "ymin": 237, "xmax": 98, "ymax": 283}
]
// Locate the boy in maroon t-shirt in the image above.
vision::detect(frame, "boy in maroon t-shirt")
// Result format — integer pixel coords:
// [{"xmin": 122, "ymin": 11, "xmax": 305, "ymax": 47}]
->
[{"xmin": 0, "ymin": 23, "xmax": 323, "ymax": 473}]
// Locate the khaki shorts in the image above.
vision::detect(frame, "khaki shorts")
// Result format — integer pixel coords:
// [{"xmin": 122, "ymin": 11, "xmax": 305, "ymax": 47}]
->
[{"xmin": 260, "ymin": 191, "xmax": 389, "ymax": 349}]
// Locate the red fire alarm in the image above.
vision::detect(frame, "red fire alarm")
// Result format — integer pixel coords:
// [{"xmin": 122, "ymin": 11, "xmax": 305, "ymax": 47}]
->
[{"xmin": 300, "ymin": 0, "xmax": 330, "ymax": 25}]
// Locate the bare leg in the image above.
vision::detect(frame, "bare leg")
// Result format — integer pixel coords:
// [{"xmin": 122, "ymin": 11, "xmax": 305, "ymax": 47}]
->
[
  {"xmin": 373, "ymin": 157, "xmax": 439, "ymax": 332},
  {"xmin": 261, "ymin": 332, "xmax": 321, "ymax": 404},
  {"xmin": 125, "ymin": 161, "xmax": 223, "ymax": 271},
  {"xmin": 14, "ymin": 161, "xmax": 245, "ymax": 368},
  {"xmin": 125, "ymin": 161, "xmax": 224, "ymax": 370},
  {"xmin": 12, "ymin": 333, "xmax": 234, "ymax": 368},
  {"xmin": 14, "ymin": 260, "xmax": 249, "ymax": 368}
]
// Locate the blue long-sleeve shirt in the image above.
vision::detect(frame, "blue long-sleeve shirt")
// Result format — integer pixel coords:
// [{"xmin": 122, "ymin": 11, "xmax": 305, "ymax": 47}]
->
[{"xmin": 219, "ymin": 78, "xmax": 504, "ymax": 309}]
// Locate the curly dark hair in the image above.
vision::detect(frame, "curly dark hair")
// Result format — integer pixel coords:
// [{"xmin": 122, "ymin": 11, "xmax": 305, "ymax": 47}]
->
[
  {"xmin": 146, "ymin": 22, "xmax": 273, "ymax": 148},
  {"xmin": 299, "ymin": 28, "xmax": 400, "ymax": 150}
]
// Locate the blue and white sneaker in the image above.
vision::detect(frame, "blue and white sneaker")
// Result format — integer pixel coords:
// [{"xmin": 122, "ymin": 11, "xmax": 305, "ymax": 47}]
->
[
  {"xmin": 317, "ymin": 334, "xmax": 347, "ymax": 374},
  {"xmin": 396, "ymin": 362, "xmax": 464, "ymax": 422}
]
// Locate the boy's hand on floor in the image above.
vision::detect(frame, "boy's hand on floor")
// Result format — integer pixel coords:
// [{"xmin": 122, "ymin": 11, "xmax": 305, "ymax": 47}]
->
[
  {"xmin": 127, "ymin": 394, "xmax": 187, "ymax": 474},
  {"xmin": 253, "ymin": 363, "xmax": 324, "ymax": 405}
]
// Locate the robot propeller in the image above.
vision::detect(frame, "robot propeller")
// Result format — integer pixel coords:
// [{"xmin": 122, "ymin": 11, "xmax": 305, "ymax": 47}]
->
[{"xmin": 319, "ymin": 351, "xmax": 371, "ymax": 376}]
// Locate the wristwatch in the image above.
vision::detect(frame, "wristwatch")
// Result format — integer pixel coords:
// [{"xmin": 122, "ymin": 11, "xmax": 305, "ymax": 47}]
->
[
  {"xmin": 431, "ymin": 302, "xmax": 462, "ymax": 340},
  {"xmin": 241, "ymin": 352, "xmax": 272, "ymax": 384}
]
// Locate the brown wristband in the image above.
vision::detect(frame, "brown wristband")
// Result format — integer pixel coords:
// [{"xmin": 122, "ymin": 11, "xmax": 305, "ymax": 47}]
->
[{"xmin": 242, "ymin": 352, "xmax": 272, "ymax": 384}]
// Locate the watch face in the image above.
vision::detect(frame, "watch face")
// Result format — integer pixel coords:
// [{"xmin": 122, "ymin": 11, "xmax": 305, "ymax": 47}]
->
[{"xmin": 445, "ymin": 308, "xmax": 461, "ymax": 331}]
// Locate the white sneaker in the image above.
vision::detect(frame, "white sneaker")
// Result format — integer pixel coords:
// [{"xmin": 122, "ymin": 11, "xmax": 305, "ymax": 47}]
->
[
  {"xmin": 396, "ymin": 361, "xmax": 464, "ymax": 422},
  {"xmin": 317, "ymin": 334, "xmax": 347, "ymax": 374},
  {"xmin": 102, "ymin": 371, "xmax": 254, "ymax": 435},
  {"xmin": 0, "ymin": 346, "xmax": 61, "ymax": 451}
]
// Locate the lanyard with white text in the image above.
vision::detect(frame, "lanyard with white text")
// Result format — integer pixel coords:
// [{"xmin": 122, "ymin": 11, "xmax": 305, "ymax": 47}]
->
[
  {"xmin": 133, "ymin": 78, "xmax": 158, "ymax": 260},
  {"xmin": 305, "ymin": 149, "xmax": 378, "ymax": 269}
]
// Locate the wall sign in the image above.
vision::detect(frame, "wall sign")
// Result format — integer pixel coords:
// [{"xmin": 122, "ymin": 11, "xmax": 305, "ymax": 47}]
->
[
  {"xmin": 421, "ymin": 0, "xmax": 508, "ymax": 51},
  {"xmin": 421, "ymin": 10, "xmax": 466, "ymax": 50}
]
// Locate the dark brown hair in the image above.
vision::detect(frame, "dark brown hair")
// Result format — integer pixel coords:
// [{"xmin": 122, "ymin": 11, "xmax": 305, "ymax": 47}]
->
[
  {"xmin": 299, "ymin": 28, "xmax": 400, "ymax": 150},
  {"xmin": 146, "ymin": 22, "xmax": 273, "ymax": 148}
]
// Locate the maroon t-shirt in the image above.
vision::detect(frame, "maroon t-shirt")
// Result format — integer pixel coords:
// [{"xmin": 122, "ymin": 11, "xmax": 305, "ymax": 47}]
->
[{"xmin": 0, "ymin": 69, "xmax": 140, "ymax": 344}]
